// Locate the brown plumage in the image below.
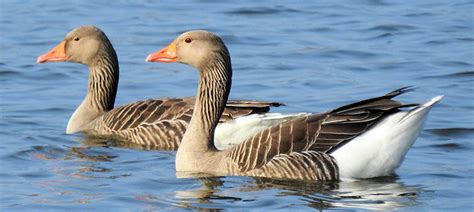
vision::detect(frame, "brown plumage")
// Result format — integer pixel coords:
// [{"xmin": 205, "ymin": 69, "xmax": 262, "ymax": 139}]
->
[
  {"xmin": 88, "ymin": 98, "xmax": 282, "ymax": 150},
  {"xmin": 147, "ymin": 30, "xmax": 439, "ymax": 181},
  {"xmin": 225, "ymin": 87, "xmax": 415, "ymax": 180},
  {"xmin": 37, "ymin": 26, "xmax": 282, "ymax": 150}
]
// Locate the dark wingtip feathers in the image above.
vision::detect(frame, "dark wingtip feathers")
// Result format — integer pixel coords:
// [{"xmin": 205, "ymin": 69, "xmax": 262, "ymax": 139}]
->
[
  {"xmin": 383, "ymin": 86, "xmax": 416, "ymax": 98},
  {"xmin": 270, "ymin": 102, "xmax": 285, "ymax": 107},
  {"xmin": 331, "ymin": 87, "xmax": 416, "ymax": 114}
]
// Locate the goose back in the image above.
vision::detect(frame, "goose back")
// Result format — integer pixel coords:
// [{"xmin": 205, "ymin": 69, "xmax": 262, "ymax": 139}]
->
[
  {"xmin": 222, "ymin": 87, "xmax": 417, "ymax": 180},
  {"xmin": 87, "ymin": 98, "xmax": 283, "ymax": 150}
]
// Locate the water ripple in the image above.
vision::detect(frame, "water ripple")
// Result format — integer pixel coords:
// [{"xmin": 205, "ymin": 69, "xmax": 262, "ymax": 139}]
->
[
  {"xmin": 0, "ymin": 69, "xmax": 23, "ymax": 78},
  {"xmin": 430, "ymin": 143, "xmax": 466, "ymax": 151},
  {"xmin": 426, "ymin": 127, "xmax": 474, "ymax": 137},
  {"xmin": 366, "ymin": 24, "xmax": 417, "ymax": 32},
  {"xmin": 417, "ymin": 70, "xmax": 474, "ymax": 79},
  {"xmin": 225, "ymin": 6, "xmax": 300, "ymax": 16}
]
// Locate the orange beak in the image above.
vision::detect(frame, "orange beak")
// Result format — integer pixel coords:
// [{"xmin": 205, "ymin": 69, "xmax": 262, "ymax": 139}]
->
[
  {"xmin": 145, "ymin": 40, "xmax": 177, "ymax": 63},
  {"xmin": 37, "ymin": 40, "xmax": 67, "ymax": 63}
]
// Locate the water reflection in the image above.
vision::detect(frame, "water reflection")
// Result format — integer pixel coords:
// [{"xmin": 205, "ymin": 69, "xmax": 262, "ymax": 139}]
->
[
  {"xmin": 68, "ymin": 146, "xmax": 117, "ymax": 162},
  {"xmin": 170, "ymin": 176, "xmax": 422, "ymax": 210},
  {"xmin": 81, "ymin": 134, "xmax": 176, "ymax": 151},
  {"xmin": 77, "ymin": 136, "xmax": 423, "ymax": 210},
  {"xmin": 26, "ymin": 143, "xmax": 126, "ymax": 207},
  {"xmin": 324, "ymin": 177, "xmax": 420, "ymax": 210}
]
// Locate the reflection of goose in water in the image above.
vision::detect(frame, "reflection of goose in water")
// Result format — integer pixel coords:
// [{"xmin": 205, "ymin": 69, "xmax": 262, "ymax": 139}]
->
[
  {"xmin": 30, "ymin": 144, "xmax": 129, "ymax": 205},
  {"xmin": 170, "ymin": 176, "xmax": 422, "ymax": 210},
  {"xmin": 331, "ymin": 178, "xmax": 421, "ymax": 210},
  {"xmin": 44, "ymin": 142, "xmax": 420, "ymax": 210}
]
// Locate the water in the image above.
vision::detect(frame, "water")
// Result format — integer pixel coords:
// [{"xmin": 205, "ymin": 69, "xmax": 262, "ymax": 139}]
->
[{"xmin": 1, "ymin": 0, "xmax": 473, "ymax": 210}]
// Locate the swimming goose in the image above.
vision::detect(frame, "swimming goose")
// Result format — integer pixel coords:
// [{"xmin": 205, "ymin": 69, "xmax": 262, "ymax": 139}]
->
[
  {"xmin": 36, "ymin": 26, "xmax": 284, "ymax": 150},
  {"xmin": 146, "ymin": 30, "xmax": 442, "ymax": 181}
]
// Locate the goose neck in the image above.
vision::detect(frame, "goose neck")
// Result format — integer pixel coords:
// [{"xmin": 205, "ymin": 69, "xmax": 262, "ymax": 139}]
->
[
  {"xmin": 66, "ymin": 53, "xmax": 119, "ymax": 133},
  {"xmin": 180, "ymin": 53, "xmax": 232, "ymax": 152},
  {"xmin": 86, "ymin": 54, "xmax": 119, "ymax": 111}
]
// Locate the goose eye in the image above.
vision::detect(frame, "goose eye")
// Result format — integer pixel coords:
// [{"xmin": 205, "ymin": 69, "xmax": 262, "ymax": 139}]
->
[
  {"xmin": 185, "ymin": 38, "xmax": 192, "ymax": 43},
  {"xmin": 74, "ymin": 37, "xmax": 80, "ymax": 41}
]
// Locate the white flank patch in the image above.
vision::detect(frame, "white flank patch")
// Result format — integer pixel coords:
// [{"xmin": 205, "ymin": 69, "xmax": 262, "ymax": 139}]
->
[{"xmin": 214, "ymin": 113, "xmax": 309, "ymax": 150}]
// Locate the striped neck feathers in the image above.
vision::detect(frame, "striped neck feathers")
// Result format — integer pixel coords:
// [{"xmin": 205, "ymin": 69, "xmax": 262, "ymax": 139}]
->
[
  {"xmin": 181, "ymin": 50, "xmax": 232, "ymax": 152},
  {"xmin": 67, "ymin": 52, "xmax": 119, "ymax": 133},
  {"xmin": 87, "ymin": 53, "xmax": 119, "ymax": 111}
]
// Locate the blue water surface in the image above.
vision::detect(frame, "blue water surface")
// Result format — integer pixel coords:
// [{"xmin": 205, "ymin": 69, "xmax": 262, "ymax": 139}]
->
[{"xmin": 0, "ymin": 0, "xmax": 473, "ymax": 210}]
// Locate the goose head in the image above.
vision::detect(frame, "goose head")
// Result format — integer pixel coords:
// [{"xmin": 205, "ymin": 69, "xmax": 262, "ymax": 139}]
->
[
  {"xmin": 37, "ymin": 26, "xmax": 114, "ymax": 66},
  {"xmin": 146, "ymin": 30, "xmax": 230, "ymax": 71}
]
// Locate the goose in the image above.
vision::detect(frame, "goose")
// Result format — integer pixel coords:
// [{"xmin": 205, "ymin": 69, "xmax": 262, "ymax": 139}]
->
[
  {"xmin": 36, "ymin": 26, "xmax": 285, "ymax": 150},
  {"xmin": 145, "ymin": 30, "xmax": 442, "ymax": 181}
]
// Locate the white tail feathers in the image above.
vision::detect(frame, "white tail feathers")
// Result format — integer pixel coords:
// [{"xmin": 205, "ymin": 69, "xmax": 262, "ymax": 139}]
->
[
  {"xmin": 331, "ymin": 96, "xmax": 442, "ymax": 180},
  {"xmin": 400, "ymin": 95, "xmax": 443, "ymax": 123}
]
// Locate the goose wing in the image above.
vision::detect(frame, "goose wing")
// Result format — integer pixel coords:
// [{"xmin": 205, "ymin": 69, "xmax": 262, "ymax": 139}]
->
[
  {"xmin": 91, "ymin": 98, "xmax": 195, "ymax": 132},
  {"xmin": 223, "ymin": 100, "xmax": 284, "ymax": 122},
  {"xmin": 227, "ymin": 87, "xmax": 417, "ymax": 174},
  {"xmin": 93, "ymin": 98, "xmax": 283, "ymax": 130},
  {"xmin": 87, "ymin": 98, "xmax": 282, "ymax": 148},
  {"xmin": 312, "ymin": 86, "xmax": 418, "ymax": 153}
]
